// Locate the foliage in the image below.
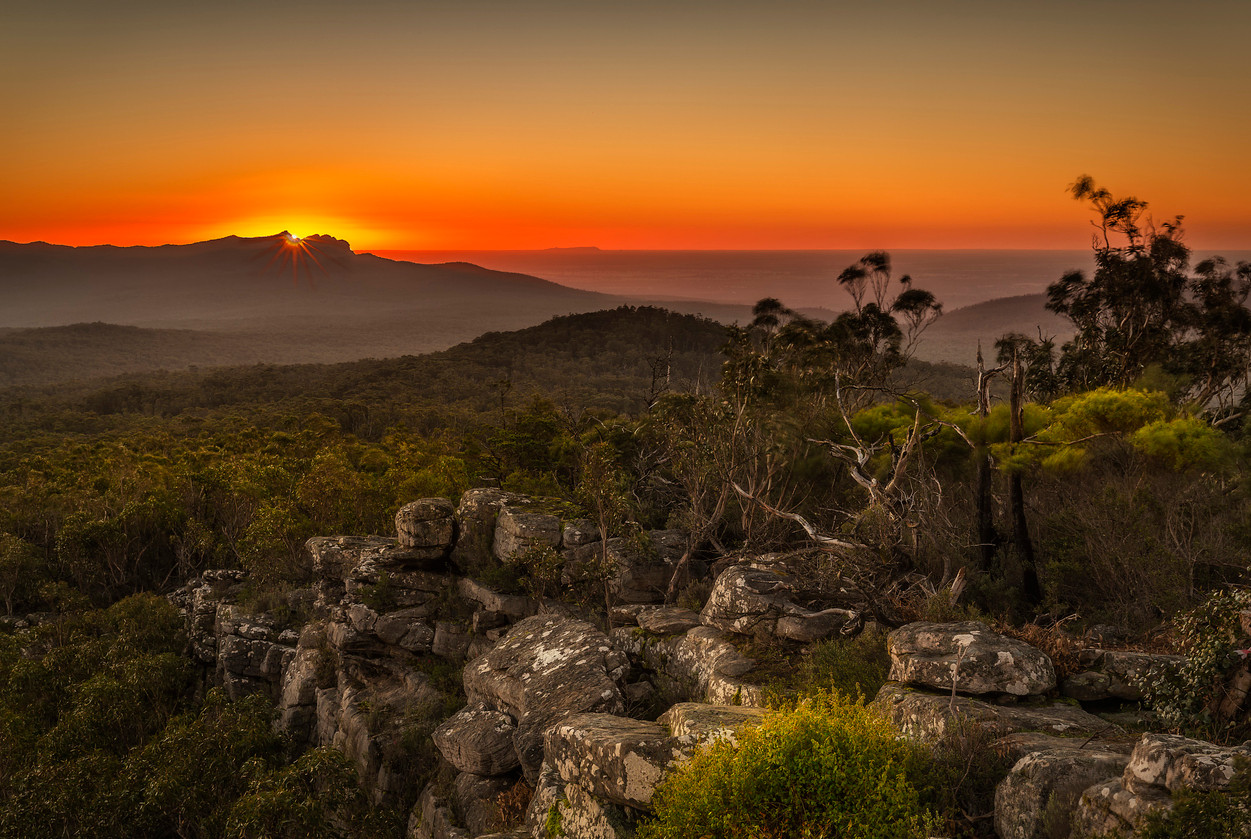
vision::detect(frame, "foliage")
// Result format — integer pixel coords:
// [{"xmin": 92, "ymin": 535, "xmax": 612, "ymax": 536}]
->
[
  {"xmin": 1140, "ymin": 589, "xmax": 1251, "ymax": 742},
  {"xmin": 1038, "ymin": 176, "xmax": 1251, "ymax": 412},
  {"xmin": 637, "ymin": 691, "xmax": 938, "ymax": 839}
]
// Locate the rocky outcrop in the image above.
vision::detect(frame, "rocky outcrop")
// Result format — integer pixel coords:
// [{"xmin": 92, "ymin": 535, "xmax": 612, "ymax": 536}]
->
[
  {"xmin": 1072, "ymin": 734, "xmax": 1251, "ymax": 836},
  {"xmin": 871, "ymin": 683, "xmax": 1119, "ymax": 745},
  {"xmin": 887, "ymin": 621, "xmax": 1056, "ymax": 696},
  {"xmin": 611, "ymin": 623, "xmax": 764, "ymax": 707},
  {"xmin": 395, "ymin": 498, "xmax": 457, "ymax": 557},
  {"xmin": 995, "ymin": 746, "xmax": 1132, "ymax": 839},
  {"xmin": 463, "ymin": 614, "xmax": 628, "ymax": 782},
  {"xmin": 433, "ymin": 705, "xmax": 520, "ymax": 777},
  {"xmin": 700, "ymin": 562, "xmax": 860, "ymax": 643}
]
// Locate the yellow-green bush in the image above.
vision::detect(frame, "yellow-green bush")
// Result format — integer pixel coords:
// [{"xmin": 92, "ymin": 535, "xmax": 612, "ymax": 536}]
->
[{"xmin": 637, "ymin": 692, "xmax": 937, "ymax": 839}]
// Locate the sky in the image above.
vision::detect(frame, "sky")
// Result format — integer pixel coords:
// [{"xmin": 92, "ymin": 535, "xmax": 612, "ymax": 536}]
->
[{"xmin": 3, "ymin": 0, "xmax": 1249, "ymax": 251}]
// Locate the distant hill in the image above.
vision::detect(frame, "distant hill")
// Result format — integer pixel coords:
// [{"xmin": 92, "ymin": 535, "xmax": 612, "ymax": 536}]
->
[
  {"xmin": 0, "ymin": 233, "xmax": 621, "ymax": 361},
  {"xmin": 914, "ymin": 293, "xmax": 1073, "ymax": 366}
]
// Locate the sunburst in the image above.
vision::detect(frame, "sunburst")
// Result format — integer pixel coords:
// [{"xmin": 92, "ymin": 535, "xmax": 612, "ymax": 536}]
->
[{"xmin": 252, "ymin": 231, "xmax": 342, "ymax": 287}]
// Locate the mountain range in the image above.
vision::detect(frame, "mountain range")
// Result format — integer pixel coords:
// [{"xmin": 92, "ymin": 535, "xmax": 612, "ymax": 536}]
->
[{"xmin": 0, "ymin": 234, "xmax": 1071, "ymax": 386}]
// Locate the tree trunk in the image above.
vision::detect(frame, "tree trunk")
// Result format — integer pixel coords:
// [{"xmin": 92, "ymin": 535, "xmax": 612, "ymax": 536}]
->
[{"xmin": 1009, "ymin": 348, "xmax": 1042, "ymax": 604}]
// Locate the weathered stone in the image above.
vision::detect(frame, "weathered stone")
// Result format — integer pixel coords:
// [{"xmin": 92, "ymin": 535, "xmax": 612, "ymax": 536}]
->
[
  {"xmin": 432, "ymin": 704, "xmax": 520, "ymax": 776},
  {"xmin": 395, "ymin": 498, "xmax": 456, "ymax": 555},
  {"xmin": 565, "ymin": 532, "xmax": 686, "ymax": 605},
  {"xmin": 995, "ymin": 747, "xmax": 1131, "ymax": 839},
  {"xmin": 524, "ymin": 762, "xmax": 637, "ymax": 839},
  {"xmin": 308, "ymin": 535, "xmax": 453, "ymax": 581},
  {"xmin": 347, "ymin": 603, "xmax": 379, "ymax": 634},
  {"xmin": 993, "ymin": 731, "xmax": 1132, "ymax": 764},
  {"xmin": 887, "ymin": 621, "xmax": 1056, "ymax": 696},
  {"xmin": 1123, "ymin": 732, "xmax": 1251, "ymax": 796},
  {"xmin": 1071, "ymin": 777, "xmax": 1172, "ymax": 838},
  {"xmin": 464, "ymin": 614, "xmax": 626, "ymax": 782},
  {"xmin": 562, "ymin": 519, "xmax": 601, "ymax": 548},
  {"xmin": 374, "ymin": 608, "xmax": 434, "ymax": 647},
  {"xmin": 493, "ymin": 506, "xmax": 562, "ymax": 562},
  {"xmin": 432, "ymin": 621, "xmax": 472, "ymax": 660},
  {"xmin": 546, "ymin": 713, "xmax": 681, "ymax": 809},
  {"xmin": 450, "ymin": 488, "xmax": 520, "ymax": 577},
  {"xmin": 701, "ymin": 562, "xmax": 859, "ymax": 642},
  {"xmin": 409, "ymin": 782, "xmax": 470, "ymax": 839},
  {"xmin": 612, "ymin": 624, "xmax": 764, "ymax": 707},
  {"xmin": 636, "ymin": 606, "xmax": 701, "ymax": 635},
  {"xmin": 1064, "ymin": 649, "xmax": 1187, "ymax": 702},
  {"xmin": 452, "ymin": 772, "xmax": 515, "ymax": 836},
  {"xmin": 871, "ymin": 683, "xmax": 1120, "ymax": 744},
  {"xmin": 659, "ymin": 702, "xmax": 764, "ymax": 748},
  {"xmin": 277, "ymin": 642, "xmax": 326, "ymax": 743},
  {"xmin": 458, "ymin": 577, "xmax": 537, "ymax": 620}
]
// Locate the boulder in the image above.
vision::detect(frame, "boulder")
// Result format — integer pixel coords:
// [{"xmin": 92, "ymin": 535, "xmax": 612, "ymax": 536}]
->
[
  {"xmin": 492, "ymin": 506, "xmax": 562, "ymax": 562},
  {"xmin": 887, "ymin": 621, "xmax": 1056, "ymax": 696},
  {"xmin": 659, "ymin": 702, "xmax": 764, "ymax": 748},
  {"xmin": 432, "ymin": 621, "xmax": 472, "ymax": 660},
  {"xmin": 700, "ymin": 563, "xmax": 859, "ymax": 642},
  {"xmin": 637, "ymin": 606, "xmax": 702, "ymax": 635},
  {"xmin": 373, "ymin": 608, "xmax": 435, "ymax": 652},
  {"xmin": 1062, "ymin": 649, "xmax": 1187, "ymax": 702},
  {"xmin": 450, "ymin": 488, "xmax": 520, "ymax": 577},
  {"xmin": 409, "ymin": 783, "xmax": 470, "ymax": 839},
  {"xmin": 1122, "ymin": 733, "xmax": 1251, "ymax": 796},
  {"xmin": 308, "ymin": 535, "xmax": 453, "ymax": 581},
  {"xmin": 546, "ymin": 713, "xmax": 682, "ymax": 809},
  {"xmin": 994, "ymin": 747, "xmax": 1131, "ymax": 839},
  {"xmin": 561, "ymin": 519, "xmax": 601, "ymax": 548},
  {"xmin": 612, "ymin": 624, "xmax": 764, "ymax": 706},
  {"xmin": 464, "ymin": 614, "xmax": 627, "ymax": 781},
  {"xmin": 1072, "ymin": 777, "xmax": 1171, "ymax": 838},
  {"xmin": 871, "ymin": 683, "xmax": 1120, "ymax": 745},
  {"xmin": 452, "ymin": 772, "xmax": 515, "ymax": 836},
  {"xmin": 395, "ymin": 498, "xmax": 456, "ymax": 557},
  {"xmin": 525, "ymin": 761, "xmax": 636, "ymax": 839},
  {"xmin": 458, "ymin": 577, "xmax": 537, "ymax": 620},
  {"xmin": 432, "ymin": 704, "xmax": 520, "ymax": 776}
]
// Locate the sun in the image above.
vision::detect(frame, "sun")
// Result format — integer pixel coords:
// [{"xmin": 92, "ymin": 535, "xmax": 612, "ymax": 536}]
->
[{"xmin": 284, "ymin": 232, "xmax": 302, "ymax": 245}]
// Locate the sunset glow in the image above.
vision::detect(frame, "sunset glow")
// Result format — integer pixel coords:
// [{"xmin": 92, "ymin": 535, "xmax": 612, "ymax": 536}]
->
[{"xmin": 4, "ymin": 1, "xmax": 1249, "ymax": 251}]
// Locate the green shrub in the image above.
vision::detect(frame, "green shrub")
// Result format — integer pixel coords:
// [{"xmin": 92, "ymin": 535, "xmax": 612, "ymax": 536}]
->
[
  {"xmin": 795, "ymin": 628, "xmax": 891, "ymax": 699},
  {"xmin": 1140, "ymin": 589, "xmax": 1251, "ymax": 742},
  {"xmin": 637, "ymin": 692, "xmax": 938, "ymax": 839}
]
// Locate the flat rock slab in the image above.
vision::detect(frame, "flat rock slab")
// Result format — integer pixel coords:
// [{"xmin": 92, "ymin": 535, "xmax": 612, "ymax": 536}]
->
[
  {"xmin": 611, "ymin": 624, "xmax": 764, "ymax": 707},
  {"xmin": 307, "ymin": 535, "xmax": 454, "ymax": 579},
  {"xmin": 637, "ymin": 606, "xmax": 701, "ymax": 635},
  {"xmin": 1123, "ymin": 732, "xmax": 1251, "ymax": 796},
  {"xmin": 871, "ymin": 683, "xmax": 1120, "ymax": 744},
  {"xmin": 464, "ymin": 614, "xmax": 626, "ymax": 782},
  {"xmin": 432, "ymin": 703, "xmax": 519, "ymax": 776},
  {"xmin": 659, "ymin": 702, "xmax": 764, "ymax": 748},
  {"xmin": 887, "ymin": 620, "xmax": 1056, "ymax": 696},
  {"xmin": 995, "ymin": 747, "xmax": 1131, "ymax": 839}
]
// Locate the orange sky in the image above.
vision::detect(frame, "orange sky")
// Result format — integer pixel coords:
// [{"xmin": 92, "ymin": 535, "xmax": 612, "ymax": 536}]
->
[{"xmin": 3, "ymin": 1, "xmax": 1249, "ymax": 251}]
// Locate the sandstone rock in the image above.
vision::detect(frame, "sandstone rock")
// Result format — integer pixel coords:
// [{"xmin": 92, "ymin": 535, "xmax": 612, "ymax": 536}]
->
[
  {"xmin": 464, "ymin": 614, "xmax": 626, "ymax": 781},
  {"xmin": 1122, "ymin": 732, "xmax": 1251, "ymax": 796},
  {"xmin": 562, "ymin": 519, "xmax": 601, "ymax": 548},
  {"xmin": 612, "ymin": 624, "xmax": 764, "ymax": 707},
  {"xmin": 659, "ymin": 702, "xmax": 764, "ymax": 747},
  {"xmin": 451, "ymin": 488, "xmax": 520, "ymax": 577},
  {"xmin": 887, "ymin": 621, "xmax": 1056, "ymax": 696},
  {"xmin": 374, "ymin": 608, "xmax": 435, "ymax": 649},
  {"xmin": 524, "ymin": 761, "xmax": 637, "ymax": 839},
  {"xmin": 452, "ymin": 772, "xmax": 515, "ymax": 836},
  {"xmin": 700, "ymin": 563, "xmax": 859, "ymax": 642},
  {"xmin": 432, "ymin": 621, "xmax": 473, "ymax": 660},
  {"xmin": 637, "ymin": 606, "xmax": 701, "ymax": 635},
  {"xmin": 565, "ymin": 531, "xmax": 688, "ymax": 605},
  {"xmin": 871, "ymin": 684, "xmax": 1119, "ymax": 745},
  {"xmin": 432, "ymin": 704, "xmax": 520, "ymax": 776},
  {"xmin": 395, "ymin": 498, "xmax": 456, "ymax": 556},
  {"xmin": 1063, "ymin": 649, "xmax": 1187, "ymax": 702},
  {"xmin": 493, "ymin": 506, "xmax": 562, "ymax": 563},
  {"xmin": 546, "ymin": 714, "xmax": 683, "ymax": 810},
  {"xmin": 308, "ymin": 535, "xmax": 453, "ymax": 581},
  {"xmin": 458, "ymin": 576, "xmax": 537, "ymax": 620},
  {"xmin": 995, "ymin": 747, "xmax": 1131, "ymax": 839},
  {"xmin": 409, "ymin": 783, "xmax": 470, "ymax": 839},
  {"xmin": 1071, "ymin": 777, "xmax": 1172, "ymax": 838}
]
